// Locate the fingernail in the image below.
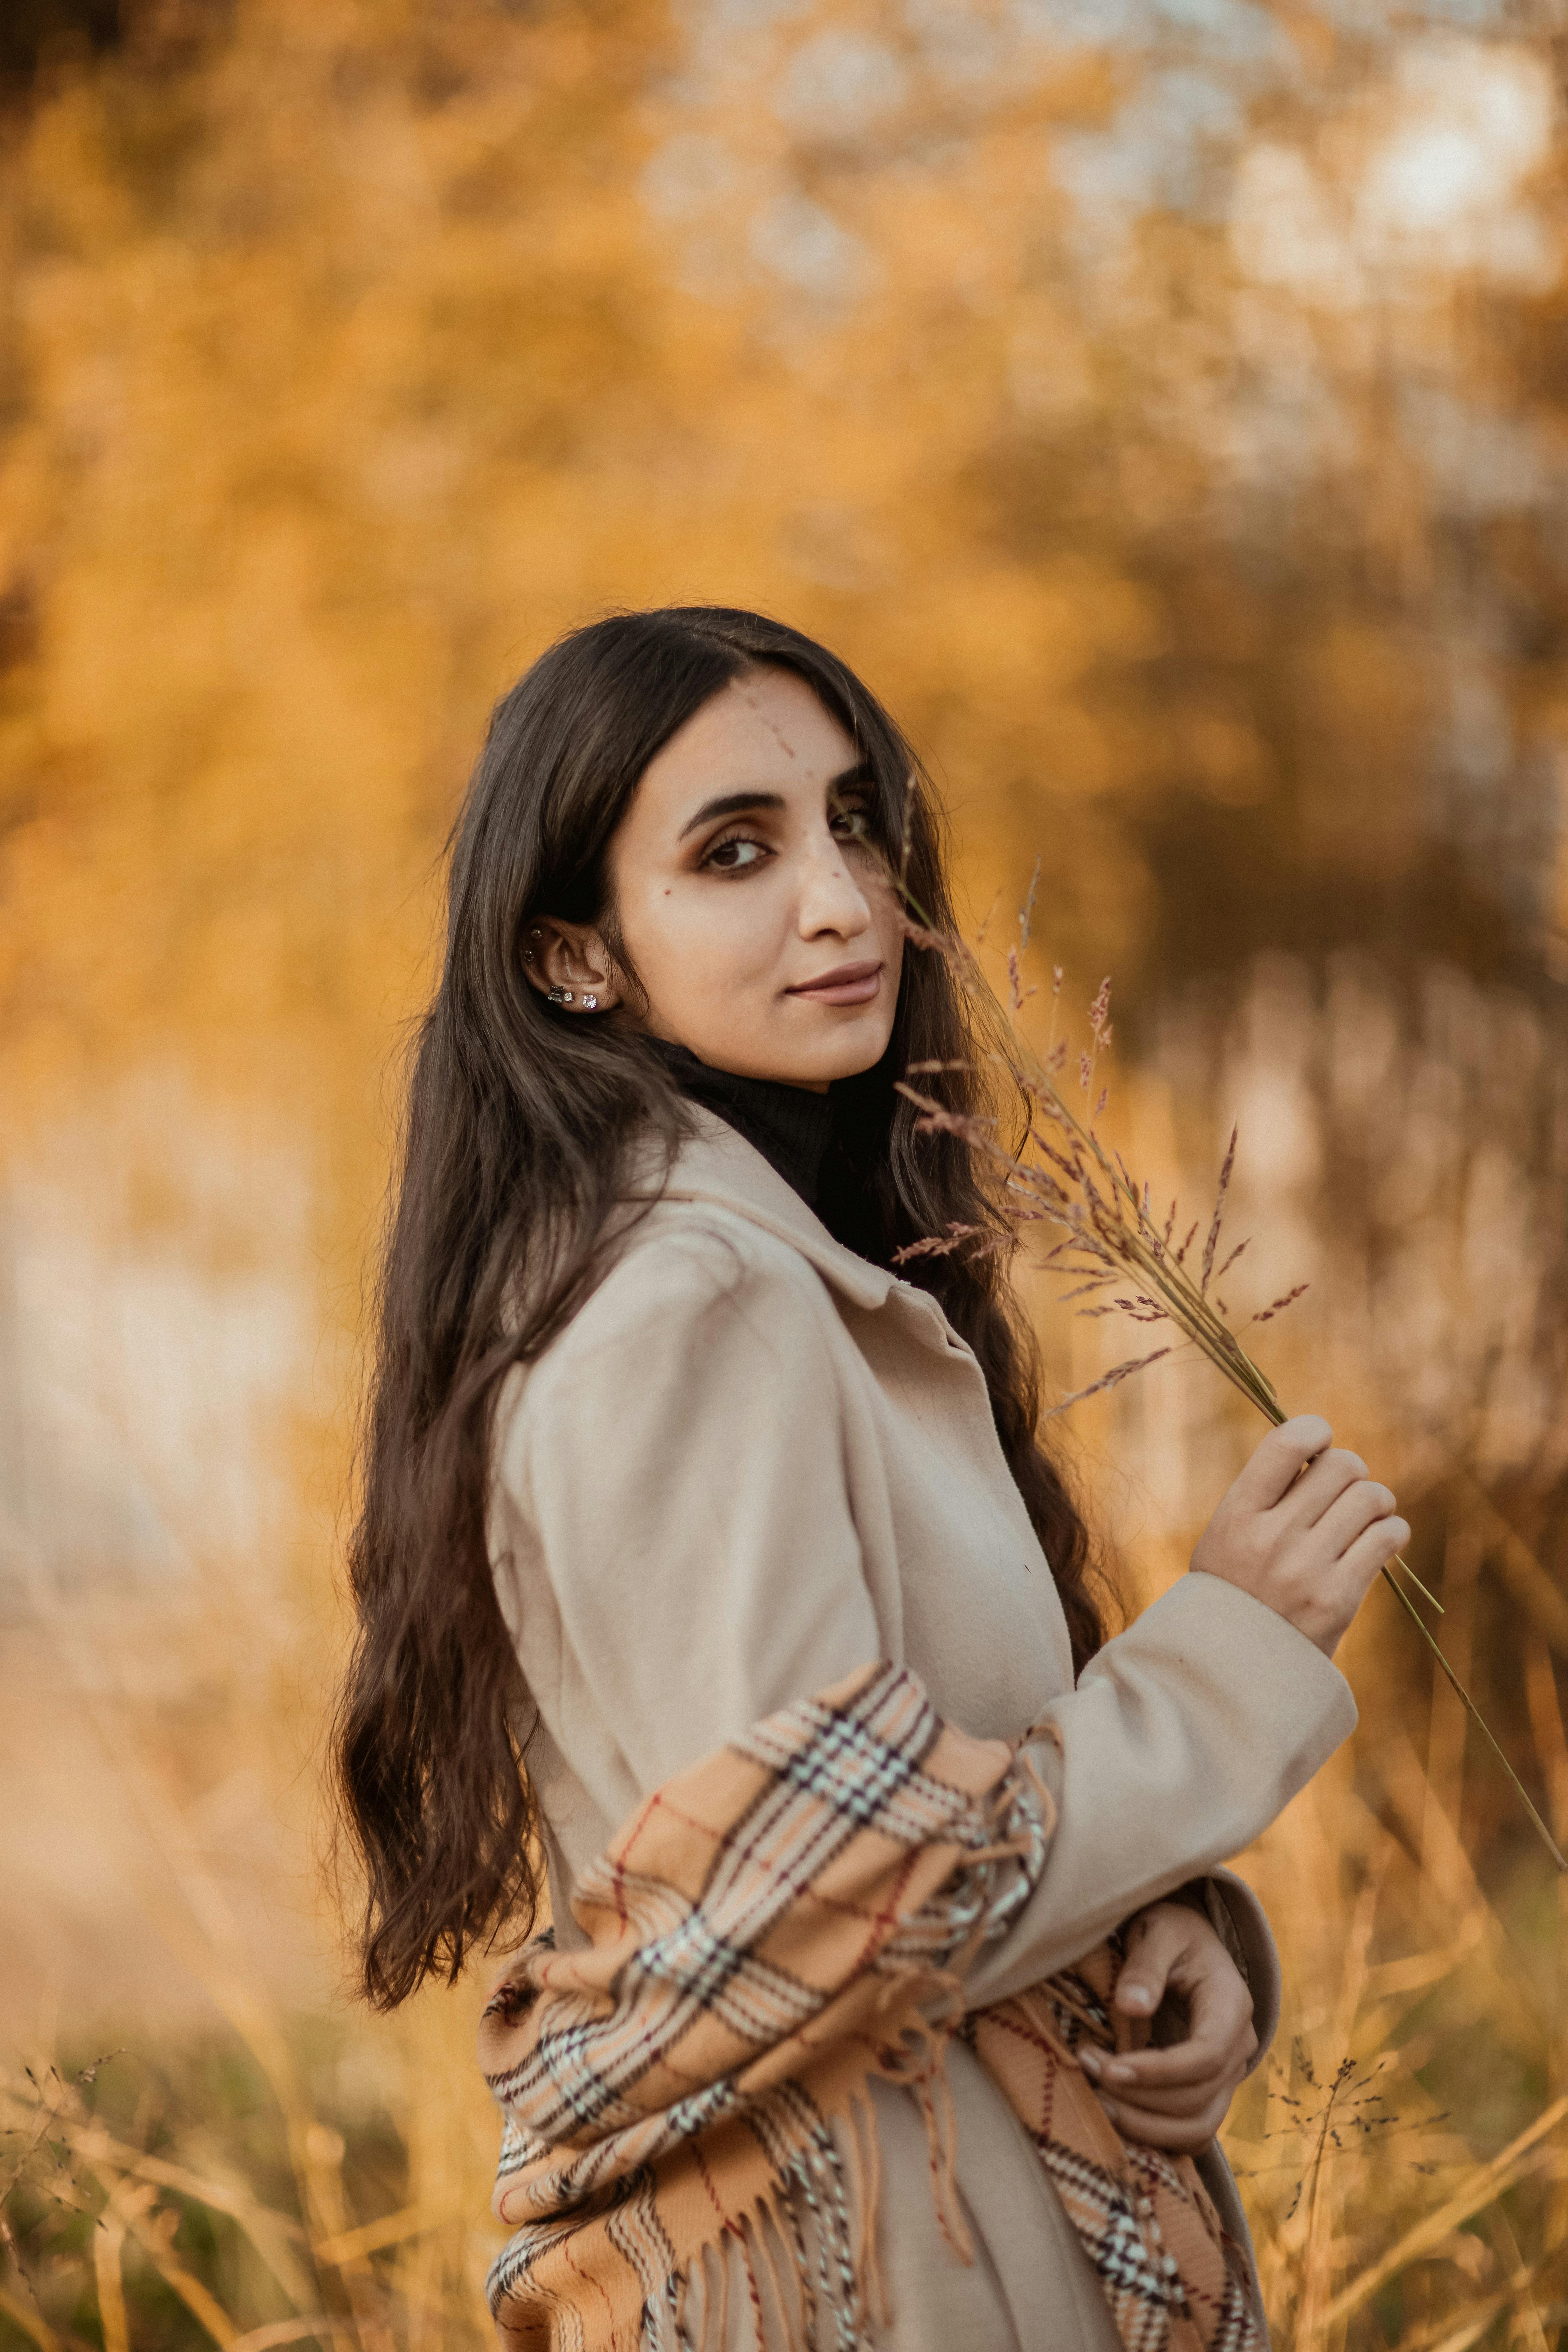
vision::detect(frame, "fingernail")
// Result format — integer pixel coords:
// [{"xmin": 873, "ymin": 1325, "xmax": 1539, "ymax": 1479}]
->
[
  {"xmin": 1102, "ymin": 2060, "xmax": 1134, "ymax": 2085},
  {"xmin": 1078, "ymin": 2050, "xmax": 1101, "ymax": 2077},
  {"xmin": 1122, "ymin": 1987, "xmax": 1153, "ymax": 2011},
  {"xmin": 1098, "ymin": 2096, "xmax": 1119, "ymax": 2124}
]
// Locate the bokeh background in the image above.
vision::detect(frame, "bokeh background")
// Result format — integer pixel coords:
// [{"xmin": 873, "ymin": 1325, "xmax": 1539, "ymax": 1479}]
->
[{"xmin": 2, "ymin": 0, "xmax": 1567, "ymax": 2344}]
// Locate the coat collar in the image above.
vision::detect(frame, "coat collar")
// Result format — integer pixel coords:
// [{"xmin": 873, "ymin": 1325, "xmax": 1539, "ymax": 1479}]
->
[{"xmin": 658, "ymin": 1109, "xmax": 901, "ymax": 1316}]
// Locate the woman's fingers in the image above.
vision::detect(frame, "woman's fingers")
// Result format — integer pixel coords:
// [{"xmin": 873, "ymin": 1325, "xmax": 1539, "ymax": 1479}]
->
[
  {"xmin": 1092, "ymin": 2088, "xmax": 1233, "ymax": 2149},
  {"xmin": 1312, "ymin": 1476, "xmax": 1398, "ymax": 1558},
  {"xmin": 1085, "ymin": 2054, "xmax": 1248, "ymax": 2115},
  {"xmin": 1088, "ymin": 2017, "xmax": 1254, "ymax": 2095},
  {"xmin": 1088, "ymin": 1902, "xmax": 1256, "ymax": 2124},
  {"xmin": 1083, "ymin": 2013, "xmax": 1254, "ymax": 2112},
  {"xmin": 1335, "ymin": 1511, "xmax": 1412, "ymax": 1589},
  {"xmin": 1191, "ymin": 1410, "xmax": 1401, "ymax": 1655},
  {"xmin": 1091, "ymin": 1960, "xmax": 1255, "ymax": 2091},
  {"xmin": 1302, "ymin": 1510, "xmax": 1409, "ymax": 1653},
  {"xmin": 1276, "ymin": 1446, "xmax": 1370, "ymax": 1530},
  {"xmin": 1229, "ymin": 1415, "xmax": 1333, "ymax": 1511}
]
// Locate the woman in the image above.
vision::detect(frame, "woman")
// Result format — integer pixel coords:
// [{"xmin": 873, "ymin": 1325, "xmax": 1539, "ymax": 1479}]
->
[{"xmin": 337, "ymin": 607, "xmax": 1406, "ymax": 2352}]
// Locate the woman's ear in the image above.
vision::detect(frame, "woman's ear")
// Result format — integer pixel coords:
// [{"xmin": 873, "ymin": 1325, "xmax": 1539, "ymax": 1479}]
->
[{"xmin": 522, "ymin": 920, "xmax": 625, "ymax": 1014}]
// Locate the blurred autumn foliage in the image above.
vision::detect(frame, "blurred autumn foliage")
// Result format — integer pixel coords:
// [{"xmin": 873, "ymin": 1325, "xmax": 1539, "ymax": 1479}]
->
[{"xmin": 2, "ymin": 0, "xmax": 1568, "ymax": 2345}]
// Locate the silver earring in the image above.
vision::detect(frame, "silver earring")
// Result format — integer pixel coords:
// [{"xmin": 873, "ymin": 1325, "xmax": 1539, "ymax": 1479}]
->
[
  {"xmin": 547, "ymin": 987, "xmax": 574, "ymax": 1006},
  {"xmin": 582, "ymin": 993, "xmax": 599, "ymax": 1011}
]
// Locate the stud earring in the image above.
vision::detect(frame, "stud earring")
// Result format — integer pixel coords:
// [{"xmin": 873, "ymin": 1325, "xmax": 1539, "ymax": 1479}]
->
[
  {"xmin": 547, "ymin": 987, "xmax": 574, "ymax": 1006},
  {"xmin": 582, "ymin": 993, "xmax": 599, "ymax": 1011}
]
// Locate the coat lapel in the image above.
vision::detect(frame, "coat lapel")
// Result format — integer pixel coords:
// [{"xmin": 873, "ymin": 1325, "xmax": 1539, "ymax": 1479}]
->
[
  {"xmin": 658, "ymin": 1111, "xmax": 973, "ymax": 1359},
  {"xmin": 659, "ymin": 1110, "xmax": 895, "ymax": 1310}
]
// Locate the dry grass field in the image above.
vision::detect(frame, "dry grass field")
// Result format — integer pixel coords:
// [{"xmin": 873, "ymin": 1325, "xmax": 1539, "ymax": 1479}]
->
[{"xmin": 3, "ymin": 0, "xmax": 1567, "ymax": 2344}]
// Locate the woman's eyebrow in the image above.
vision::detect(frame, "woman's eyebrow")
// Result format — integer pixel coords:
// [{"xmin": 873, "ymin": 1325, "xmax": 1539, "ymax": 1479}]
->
[
  {"xmin": 825, "ymin": 758, "xmax": 874, "ymax": 798},
  {"xmin": 677, "ymin": 789, "xmax": 786, "ymax": 840},
  {"xmin": 676, "ymin": 761, "xmax": 874, "ymax": 842}
]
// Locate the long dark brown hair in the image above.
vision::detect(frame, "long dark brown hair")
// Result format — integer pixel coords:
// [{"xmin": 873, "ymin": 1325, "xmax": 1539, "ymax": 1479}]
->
[{"xmin": 336, "ymin": 606, "xmax": 1114, "ymax": 2009}]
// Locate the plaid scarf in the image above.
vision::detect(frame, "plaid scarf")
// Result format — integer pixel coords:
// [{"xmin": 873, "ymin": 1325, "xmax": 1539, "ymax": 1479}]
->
[{"xmin": 479, "ymin": 1663, "xmax": 1264, "ymax": 2352}]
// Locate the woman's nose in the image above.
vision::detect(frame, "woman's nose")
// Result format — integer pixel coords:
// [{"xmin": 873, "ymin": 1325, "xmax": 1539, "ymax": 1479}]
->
[{"xmin": 796, "ymin": 828, "xmax": 873, "ymax": 938}]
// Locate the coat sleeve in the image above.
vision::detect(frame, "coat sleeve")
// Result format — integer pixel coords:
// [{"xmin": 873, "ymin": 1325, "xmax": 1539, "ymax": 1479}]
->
[
  {"xmin": 496, "ymin": 1224, "xmax": 882, "ymax": 1798},
  {"xmin": 959, "ymin": 1573, "xmax": 1354, "ymax": 2012},
  {"xmin": 1203, "ymin": 1868, "xmax": 1281, "ymax": 2075}
]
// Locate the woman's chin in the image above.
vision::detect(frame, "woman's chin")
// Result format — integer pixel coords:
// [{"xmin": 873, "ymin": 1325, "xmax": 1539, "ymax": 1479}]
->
[
  {"xmin": 674, "ymin": 1014, "xmax": 894, "ymax": 1090},
  {"xmin": 772, "ymin": 1010, "xmax": 896, "ymax": 1087}
]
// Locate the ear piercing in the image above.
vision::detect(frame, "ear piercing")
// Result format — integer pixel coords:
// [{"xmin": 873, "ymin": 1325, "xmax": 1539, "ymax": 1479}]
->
[{"xmin": 532, "ymin": 928, "xmax": 601, "ymax": 1011}]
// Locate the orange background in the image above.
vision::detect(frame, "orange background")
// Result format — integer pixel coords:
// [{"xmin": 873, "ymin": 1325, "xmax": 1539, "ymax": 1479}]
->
[{"xmin": 1, "ymin": 4, "xmax": 1566, "ymax": 2345}]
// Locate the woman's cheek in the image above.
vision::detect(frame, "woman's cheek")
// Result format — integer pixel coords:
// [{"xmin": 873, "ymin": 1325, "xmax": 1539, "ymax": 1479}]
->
[{"xmin": 646, "ymin": 901, "xmax": 774, "ymax": 1017}]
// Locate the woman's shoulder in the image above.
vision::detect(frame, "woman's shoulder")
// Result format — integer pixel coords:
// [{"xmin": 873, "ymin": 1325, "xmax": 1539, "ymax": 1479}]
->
[
  {"xmin": 633, "ymin": 1193, "xmax": 831, "ymax": 1327},
  {"xmin": 500, "ymin": 1191, "xmax": 842, "ymax": 1436}
]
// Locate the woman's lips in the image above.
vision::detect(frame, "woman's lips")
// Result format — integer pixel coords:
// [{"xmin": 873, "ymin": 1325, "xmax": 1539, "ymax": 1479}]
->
[{"xmin": 786, "ymin": 960, "xmax": 883, "ymax": 1007}]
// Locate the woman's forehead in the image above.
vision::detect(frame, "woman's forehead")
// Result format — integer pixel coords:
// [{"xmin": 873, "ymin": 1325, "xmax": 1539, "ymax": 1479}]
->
[{"xmin": 638, "ymin": 670, "xmax": 858, "ymax": 813}]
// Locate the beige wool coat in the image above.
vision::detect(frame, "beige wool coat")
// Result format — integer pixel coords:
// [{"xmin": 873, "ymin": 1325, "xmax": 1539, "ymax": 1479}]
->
[{"xmin": 487, "ymin": 1113, "xmax": 1359, "ymax": 2350}]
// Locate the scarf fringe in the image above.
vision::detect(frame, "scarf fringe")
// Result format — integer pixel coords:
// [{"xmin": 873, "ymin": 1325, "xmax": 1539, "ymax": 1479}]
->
[{"xmin": 618, "ymin": 2078, "xmax": 913, "ymax": 2352}]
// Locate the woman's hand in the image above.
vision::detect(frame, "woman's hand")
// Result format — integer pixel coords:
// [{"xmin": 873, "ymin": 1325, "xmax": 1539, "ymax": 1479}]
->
[
  {"xmin": 1190, "ymin": 1413, "xmax": 1409, "ymax": 1658},
  {"xmin": 1078, "ymin": 1902, "xmax": 1257, "ymax": 2151}
]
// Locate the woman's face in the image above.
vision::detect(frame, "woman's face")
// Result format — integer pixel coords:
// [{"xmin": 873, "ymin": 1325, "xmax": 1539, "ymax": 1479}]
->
[{"xmin": 529, "ymin": 667, "xmax": 905, "ymax": 1088}]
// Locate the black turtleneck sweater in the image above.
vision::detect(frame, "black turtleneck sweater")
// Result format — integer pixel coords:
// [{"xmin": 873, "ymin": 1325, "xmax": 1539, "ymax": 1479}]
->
[{"xmin": 649, "ymin": 1039, "xmax": 894, "ymax": 1265}]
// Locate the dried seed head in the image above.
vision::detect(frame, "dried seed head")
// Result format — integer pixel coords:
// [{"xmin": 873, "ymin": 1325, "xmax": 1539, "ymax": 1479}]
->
[
  {"xmin": 892, "ymin": 1222, "xmax": 994, "ymax": 1265},
  {"xmin": 1253, "ymin": 1283, "xmax": 1309, "ymax": 1323},
  {"xmin": 1040, "ymin": 1345, "xmax": 1173, "ymax": 1419},
  {"xmin": 1200, "ymin": 1126, "xmax": 1238, "ymax": 1296}
]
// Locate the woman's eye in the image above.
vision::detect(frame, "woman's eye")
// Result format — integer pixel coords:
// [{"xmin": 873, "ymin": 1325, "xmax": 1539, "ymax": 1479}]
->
[
  {"xmin": 830, "ymin": 804, "xmax": 871, "ymax": 839},
  {"xmin": 701, "ymin": 833, "xmax": 770, "ymax": 873}
]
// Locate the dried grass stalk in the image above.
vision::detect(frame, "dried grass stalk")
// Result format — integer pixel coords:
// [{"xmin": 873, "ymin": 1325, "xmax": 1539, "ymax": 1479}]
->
[{"xmin": 893, "ymin": 896, "xmax": 1566, "ymax": 1874}]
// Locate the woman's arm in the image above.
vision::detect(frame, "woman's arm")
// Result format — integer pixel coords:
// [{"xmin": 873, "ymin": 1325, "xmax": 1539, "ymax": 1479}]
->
[{"xmin": 957, "ymin": 1570, "xmax": 1353, "ymax": 2009}]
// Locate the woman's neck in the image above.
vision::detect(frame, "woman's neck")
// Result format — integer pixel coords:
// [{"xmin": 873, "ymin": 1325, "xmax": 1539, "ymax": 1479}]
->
[{"xmin": 649, "ymin": 1040, "xmax": 837, "ymax": 1209}]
